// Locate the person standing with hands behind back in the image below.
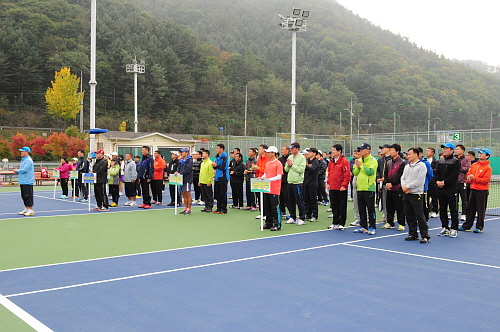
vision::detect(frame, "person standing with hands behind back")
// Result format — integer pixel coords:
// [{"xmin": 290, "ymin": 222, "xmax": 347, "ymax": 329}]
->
[{"xmin": 16, "ymin": 146, "xmax": 35, "ymax": 216}]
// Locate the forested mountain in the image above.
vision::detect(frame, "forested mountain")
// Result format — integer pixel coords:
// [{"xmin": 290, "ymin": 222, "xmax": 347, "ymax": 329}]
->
[{"xmin": 1, "ymin": 0, "xmax": 499, "ymax": 136}]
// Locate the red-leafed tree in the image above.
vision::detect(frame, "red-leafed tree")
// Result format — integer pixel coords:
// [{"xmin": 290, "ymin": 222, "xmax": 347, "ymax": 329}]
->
[
  {"xmin": 10, "ymin": 133, "xmax": 28, "ymax": 158},
  {"xmin": 44, "ymin": 132, "xmax": 69, "ymax": 158},
  {"xmin": 0, "ymin": 137, "xmax": 13, "ymax": 159},
  {"xmin": 66, "ymin": 136, "xmax": 87, "ymax": 157},
  {"xmin": 27, "ymin": 136, "xmax": 49, "ymax": 157}
]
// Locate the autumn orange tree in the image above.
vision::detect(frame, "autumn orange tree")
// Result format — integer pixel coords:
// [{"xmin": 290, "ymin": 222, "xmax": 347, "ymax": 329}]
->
[{"xmin": 45, "ymin": 67, "xmax": 85, "ymax": 121}]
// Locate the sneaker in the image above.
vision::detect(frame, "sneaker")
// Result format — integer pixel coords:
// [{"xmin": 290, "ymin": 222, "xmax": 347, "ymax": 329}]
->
[
  {"xmin": 437, "ymin": 228, "xmax": 449, "ymax": 236},
  {"xmin": 255, "ymin": 215, "xmax": 266, "ymax": 220},
  {"xmin": 460, "ymin": 215, "xmax": 466, "ymax": 221},
  {"xmin": 337, "ymin": 225, "xmax": 344, "ymax": 231},
  {"xmin": 138, "ymin": 204, "xmax": 146, "ymax": 208},
  {"xmin": 350, "ymin": 220, "xmax": 360, "ymax": 227},
  {"xmin": 270, "ymin": 226, "xmax": 280, "ymax": 231},
  {"xmin": 198, "ymin": 201, "xmax": 205, "ymax": 205},
  {"xmin": 458, "ymin": 226, "xmax": 470, "ymax": 232},
  {"xmin": 430, "ymin": 212, "xmax": 438, "ymax": 218},
  {"xmin": 310, "ymin": 217, "xmax": 318, "ymax": 222},
  {"xmin": 405, "ymin": 235, "xmax": 419, "ymax": 241},
  {"xmin": 286, "ymin": 218, "xmax": 296, "ymax": 224},
  {"xmin": 397, "ymin": 225, "xmax": 406, "ymax": 231},
  {"xmin": 201, "ymin": 208, "xmax": 212, "ymax": 212},
  {"xmin": 136, "ymin": 195, "xmax": 141, "ymax": 199},
  {"xmin": 326, "ymin": 208, "xmax": 332, "ymax": 212},
  {"xmin": 110, "ymin": 202, "xmax": 118, "ymax": 207},
  {"xmin": 143, "ymin": 205, "xmax": 152, "ymax": 209},
  {"xmin": 124, "ymin": 201, "xmax": 131, "ymax": 206},
  {"xmin": 327, "ymin": 214, "xmax": 333, "ymax": 218},
  {"xmin": 220, "ymin": 210, "xmax": 228, "ymax": 214},
  {"xmin": 348, "ymin": 197, "xmax": 353, "ymax": 202},
  {"xmin": 381, "ymin": 223, "xmax": 394, "ymax": 229},
  {"xmin": 18, "ymin": 208, "xmax": 27, "ymax": 215},
  {"xmin": 180, "ymin": 209, "xmax": 188, "ymax": 215},
  {"xmin": 230, "ymin": 205, "xmax": 238, "ymax": 209},
  {"xmin": 92, "ymin": 207, "xmax": 101, "ymax": 211},
  {"xmin": 23, "ymin": 209, "xmax": 35, "ymax": 216},
  {"xmin": 249, "ymin": 207, "xmax": 258, "ymax": 212},
  {"xmin": 129, "ymin": 201, "xmax": 137, "ymax": 206},
  {"xmin": 420, "ymin": 237, "xmax": 430, "ymax": 243},
  {"xmin": 367, "ymin": 227, "xmax": 376, "ymax": 235},
  {"xmin": 378, "ymin": 218, "xmax": 387, "ymax": 223},
  {"xmin": 449, "ymin": 229, "xmax": 458, "ymax": 238},
  {"xmin": 79, "ymin": 199, "xmax": 88, "ymax": 203},
  {"xmin": 327, "ymin": 224, "xmax": 337, "ymax": 230},
  {"xmin": 353, "ymin": 227, "xmax": 367, "ymax": 233},
  {"xmin": 473, "ymin": 228, "xmax": 483, "ymax": 233},
  {"xmin": 296, "ymin": 219, "xmax": 306, "ymax": 226},
  {"xmin": 154, "ymin": 202, "xmax": 162, "ymax": 205},
  {"xmin": 243, "ymin": 206, "xmax": 253, "ymax": 210},
  {"xmin": 59, "ymin": 195, "xmax": 67, "ymax": 199},
  {"xmin": 192, "ymin": 200, "xmax": 198, "ymax": 205},
  {"xmin": 99, "ymin": 207, "xmax": 109, "ymax": 212},
  {"xmin": 323, "ymin": 200, "xmax": 329, "ymax": 206}
]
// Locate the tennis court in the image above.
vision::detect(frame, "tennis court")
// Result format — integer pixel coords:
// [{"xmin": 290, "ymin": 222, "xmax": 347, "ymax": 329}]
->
[{"xmin": 1, "ymin": 186, "xmax": 500, "ymax": 331}]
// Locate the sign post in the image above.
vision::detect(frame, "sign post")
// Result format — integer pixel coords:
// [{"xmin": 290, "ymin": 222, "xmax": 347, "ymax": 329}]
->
[
  {"xmin": 70, "ymin": 171, "xmax": 79, "ymax": 202},
  {"xmin": 250, "ymin": 178, "xmax": 271, "ymax": 231},
  {"xmin": 52, "ymin": 169, "xmax": 60, "ymax": 199},
  {"xmin": 169, "ymin": 174, "xmax": 183, "ymax": 215},
  {"xmin": 82, "ymin": 173, "xmax": 96, "ymax": 211}
]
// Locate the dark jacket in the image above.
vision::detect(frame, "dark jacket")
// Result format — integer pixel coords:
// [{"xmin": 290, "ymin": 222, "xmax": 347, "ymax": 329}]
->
[
  {"xmin": 245, "ymin": 156, "xmax": 257, "ymax": 181},
  {"xmin": 426, "ymin": 156, "xmax": 439, "ymax": 184},
  {"xmin": 303, "ymin": 157, "xmax": 319, "ymax": 187},
  {"xmin": 77, "ymin": 156, "xmax": 89, "ymax": 174},
  {"xmin": 383, "ymin": 156, "xmax": 406, "ymax": 191},
  {"xmin": 192, "ymin": 158, "xmax": 202, "ymax": 178},
  {"xmin": 138, "ymin": 154, "xmax": 154, "ymax": 180},
  {"xmin": 167, "ymin": 157, "xmax": 179, "ymax": 175},
  {"xmin": 229, "ymin": 159, "xmax": 245, "ymax": 184},
  {"xmin": 456, "ymin": 154, "xmax": 471, "ymax": 184},
  {"xmin": 177, "ymin": 156, "xmax": 193, "ymax": 184},
  {"xmin": 376, "ymin": 155, "xmax": 390, "ymax": 180},
  {"xmin": 317, "ymin": 158, "xmax": 327, "ymax": 178},
  {"xmin": 434, "ymin": 154, "xmax": 460, "ymax": 190},
  {"xmin": 278, "ymin": 154, "xmax": 290, "ymax": 185},
  {"xmin": 93, "ymin": 158, "xmax": 108, "ymax": 184}
]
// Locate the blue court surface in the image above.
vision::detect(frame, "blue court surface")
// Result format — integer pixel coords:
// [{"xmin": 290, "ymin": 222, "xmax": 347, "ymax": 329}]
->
[{"xmin": 1, "ymin": 212, "xmax": 500, "ymax": 331}]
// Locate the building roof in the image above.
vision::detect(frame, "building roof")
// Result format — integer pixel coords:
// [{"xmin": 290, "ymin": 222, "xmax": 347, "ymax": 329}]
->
[{"xmin": 100, "ymin": 131, "xmax": 197, "ymax": 143}]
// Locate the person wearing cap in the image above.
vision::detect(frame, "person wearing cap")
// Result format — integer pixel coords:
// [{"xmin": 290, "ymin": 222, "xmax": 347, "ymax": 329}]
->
[
  {"xmin": 167, "ymin": 151, "xmax": 180, "ymax": 206},
  {"xmin": 455, "ymin": 144, "xmax": 471, "ymax": 221},
  {"xmin": 191, "ymin": 151, "xmax": 203, "ymax": 205},
  {"xmin": 199, "ymin": 149, "xmax": 215, "ymax": 212},
  {"xmin": 349, "ymin": 149, "xmax": 362, "ymax": 226},
  {"xmin": 137, "ymin": 146, "xmax": 154, "ymax": 209},
  {"xmin": 69, "ymin": 157, "xmax": 80, "ymax": 198},
  {"xmin": 284, "ymin": 142, "xmax": 307, "ymax": 225},
  {"xmin": 260, "ymin": 146, "xmax": 284, "ymax": 231},
  {"xmin": 151, "ymin": 151, "xmax": 167, "ymax": 205},
  {"xmin": 243, "ymin": 148, "xmax": 258, "ymax": 211},
  {"xmin": 175, "ymin": 148, "xmax": 193, "ymax": 214},
  {"xmin": 76, "ymin": 150, "xmax": 89, "ymax": 202},
  {"xmin": 229, "ymin": 152, "xmax": 245, "ymax": 209},
  {"xmin": 316, "ymin": 150, "xmax": 328, "ymax": 206},
  {"xmin": 460, "ymin": 149, "xmax": 492, "ymax": 233},
  {"xmin": 376, "ymin": 144, "xmax": 391, "ymax": 223},
  {"xmin": 15, "ymin": 146, "xmax": 35, "ymax": 216},
  {"xmin": 92, "ymin": 149, "xmax": 109, "ymax": 211},
  {"xmin": 352, "ymin": 143, "xmax": 378, "ymax": 235},
  {"xmin": 426, "ymin": 147, "xmax": 439, "ymax": 218},
  {"xmin": 252, "ymin": 145, "xmax": 270, "ymax": 218},
  {"xmin": 381, "ymin": 144, "xmax": 407, "ymax": 231},
  {"xmin": 212, "ymin": 143, "xmax": 230, "ymax": 214},
  {"xmin": 278, "ymin": 145, "xmax": 291, "ymax": 218},
  {"xmin": 303, "ymin": 148, "xmax": 320, "ymax": 222},
  {"xmin": 123, "ymin": 153, "xmax": 138, "ymax": 206},
  {"xmin": 108, "ymin": 159, "xmax": 121, "ymax": 207},
  {"xmin": 327, "ymin": 144, "xmax": 351, "ymax": 230},
  {"xmin": 434, "ymin": 142, "xmax": 461, "ymax": 237},
  {"xmin": 401, "ymin": 148, "xmax": 430, "ymax": 243}
]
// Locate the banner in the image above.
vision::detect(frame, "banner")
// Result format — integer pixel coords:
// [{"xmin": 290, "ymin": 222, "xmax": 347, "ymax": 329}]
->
[
  {"xmin": 82, "ymin": 173, "xmax": 96, "ymax": 184},
  {"xmin": 169, "ymin": 174, "xmax": 183, "ymax": 186},
  {"xmin": 250, "ymin": 178, "xmax": 270, "ymax": 193},
  {"xmin": 70, "ymin": 171, "xmax": 79, "ymax": 180},
  {"xmin": 52, "ymin": 170, "xmax": 60, "ymax": 179}
]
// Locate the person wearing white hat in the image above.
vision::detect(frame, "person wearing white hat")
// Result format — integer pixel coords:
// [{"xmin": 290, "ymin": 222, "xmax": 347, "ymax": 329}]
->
[{"xmin": 260, "ymin": 146, "xmax": 283, "ymax": 230}]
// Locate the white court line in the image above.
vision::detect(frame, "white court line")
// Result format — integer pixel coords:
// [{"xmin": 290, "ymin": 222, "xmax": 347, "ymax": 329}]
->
[
  {"xmin": 343, "ymin": 243, "xmax": 500, "ymax": 269},
  {"xmin": 0, "ymin": 208, "xmax": 87, "ymax": 216},
  {"xmin": 3, "ymin": 232, "xmax": 409, "ymax": 298},
  {"xmin": 0, "ymin": 293, "xmax": 53, "ymax": 332}
]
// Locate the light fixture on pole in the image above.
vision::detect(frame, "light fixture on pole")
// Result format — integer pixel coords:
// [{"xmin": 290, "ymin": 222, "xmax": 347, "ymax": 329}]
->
[
  {"xmin": 396, "ymin": 102, "xmax": 414, "ymax": 135},
  {"xmin": 428, "ymin": 118, "xmax": 442, "ymax": 131},
  {"xmin": 278, "ymin": 7, "xmax": 309, "ymax": 143},
  {"xmin": 467, "ymin": 122, "xmax": 476, "ymax": 146},
  {"xmin": 126, "ymin": 57, "xmax": 146, "ymax": 133},
  {"xmin": 336, "ymin": 109, "xmax": 349, "ymax": 135},
  {"xmin": 445, "ymin": 108, "xmax": 462, "ymax": 130}
]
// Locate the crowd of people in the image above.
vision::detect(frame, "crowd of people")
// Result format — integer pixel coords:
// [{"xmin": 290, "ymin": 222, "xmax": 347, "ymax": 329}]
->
[{"xmin": 13, "ymin": 141, "xmax": 493, "ymax": 242}]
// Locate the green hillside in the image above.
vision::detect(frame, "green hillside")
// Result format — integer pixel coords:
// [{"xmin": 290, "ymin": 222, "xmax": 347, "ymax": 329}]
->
[{"xmin": 1, "ymin": 0, "xmax": 499, "ymax": 136}]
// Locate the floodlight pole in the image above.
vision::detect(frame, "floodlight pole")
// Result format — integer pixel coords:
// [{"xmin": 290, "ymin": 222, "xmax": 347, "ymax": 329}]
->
[
  {"xmin": 89, "ymin": 0, "xmax": 97, "ymax": 152},
  {"xmin": 291, "ymin": 30, "xmax": 297, "ymax": 142},
  {"xmin": 126, "ymin": 57, "xmax": 146, "ymax": 133}
]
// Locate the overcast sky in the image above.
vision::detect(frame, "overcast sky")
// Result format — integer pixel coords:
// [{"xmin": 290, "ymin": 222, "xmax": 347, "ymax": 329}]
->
[{"xmin": 336, "ymin": 0, "xmax": 499, "ymax": 66}]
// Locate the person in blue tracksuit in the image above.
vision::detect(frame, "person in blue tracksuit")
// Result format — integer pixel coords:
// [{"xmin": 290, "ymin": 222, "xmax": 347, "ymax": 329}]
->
[
  {"xmin": 212, "ymin": 144, "xmax": 230, "ymax": 214},
  {"xmin": 15, "ymin": 146, "xmax": 35, "ymax": 216}
]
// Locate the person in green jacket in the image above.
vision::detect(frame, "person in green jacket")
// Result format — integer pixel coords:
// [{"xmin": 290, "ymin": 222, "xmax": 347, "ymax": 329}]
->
[
  {"xmin": 352, "ymin": 143, "xmax": 378, "ymax": 235},
  {"xmin": 284, "ymin": 142, "xmax": 307, "ymax": 225},
  {"xmin": 108, "ymin": 159, "xmax": 121, "ymax": 207},
  {"xmin": 199, "ymin": 150, "xmax": 215, "ymax": 212}
]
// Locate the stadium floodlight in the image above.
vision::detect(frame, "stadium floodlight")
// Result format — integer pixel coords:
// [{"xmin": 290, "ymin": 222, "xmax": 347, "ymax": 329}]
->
[
  {"xmin": 287, "ymin": 20, "xmax": 294, "ymax": 28},
  {"xmin": 126, "ymin": 57, "xmax": 146, "ymax": 133},
  {"xmin": 293, "ymin": 8, "xmax": 301, "ymax": 16},
  {"xmin": 295, "ymin": 19, "xmax": 303, "ymax": 27},
  {"xmin": 302, "ymin": 11, "xmax": 310, "ymax": 18}
]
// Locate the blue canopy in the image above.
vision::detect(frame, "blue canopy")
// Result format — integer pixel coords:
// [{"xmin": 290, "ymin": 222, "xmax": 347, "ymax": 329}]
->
[{"xmin": 88, "ymin": 128, "xmax": 108, "ymax": 134}]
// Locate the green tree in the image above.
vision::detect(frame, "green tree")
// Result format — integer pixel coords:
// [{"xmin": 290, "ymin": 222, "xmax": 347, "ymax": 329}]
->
[{"xmin": 45, "ymin": 67, "xmax": 85, "ymax": 121}]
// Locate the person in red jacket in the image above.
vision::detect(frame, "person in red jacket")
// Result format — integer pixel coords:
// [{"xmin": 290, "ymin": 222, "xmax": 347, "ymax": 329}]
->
[
  {"xmin": 327, "ymin": 144, "xmax": 351, "ymax": 230},
  {"xmin": 460, "ymin": 148, "xmax": 492, "ymax": 233},
  {"xmin": 152, "ymin": 150, "xmax": 167, "ymax": 205}
]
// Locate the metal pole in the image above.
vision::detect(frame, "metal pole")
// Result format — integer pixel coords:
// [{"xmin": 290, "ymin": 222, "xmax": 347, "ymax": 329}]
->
[
  {"xmin": 490, "ymin": 112, "xmax": 493, "ymax": 149},
  {"xmin": 350, "ymin": 98, "xmax": 353, "ymax": 154},
  {"xmin": 80, "ymin": 71, "xmax": 83, "ymax": 132},
  {"xmin": 89, "ymin": 0, "xmax": 97, "ymax": 152},
  {"xmin": 427, "ymin": 105, "xmax": 430, "ymax": 143},
  {"xmin": 244, "ymin": 85, "xmax": 248, "ymax": 137},
  {"xmin": 134, "ymin": 71, "xmax": 138, "ymax": 133},
  {"xmin": 291, "ymin": 30, "xmax": 297, "ymax": 142},
  {"xmin": 339, "ymin": 111, "xmax": 342, "ymax": 135}
]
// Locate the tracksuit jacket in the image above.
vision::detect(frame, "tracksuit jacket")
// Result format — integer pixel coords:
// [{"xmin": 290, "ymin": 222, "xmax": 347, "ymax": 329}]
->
[
  {"xmin": 327, "ymin": 155, "xmax": 351, "ymax": 190},
  {"xmin": 17, "ymin": 155, "xmax": 34, "ymax": 185},
  {"xmin": 138, "ymin": 154, "xmax": 154, "ymax": 180},
  {"xmin": 177, "ymin": 156, "xmax": 193, "ymax": 184},
  {"xmin": 124, "ymin": 159, "xmax": 137, "ymax": 182},
  {"xmin": 466, "ymin": 160, "xmax": 492, "ymax": 190},
  {"xmin": 401, "ymin": 160, "xmax": 427, "ymax": 195},
  {"xmin": 383, "ymin": 156, "xmax": 406, "ymax": 191},
  {"xmin": 214, "ymin": 152, "xmax": 229, "ymax": 181},
  {"xmin": 284, "ymin": 153, "xmax": 306, "ymax": 184},
  {"xmin": 352, "ymin": 155, "xmax": 378, "ymax": 191},
  {"xmin": 433, "ymin": 154, "xmax": 460, "ymax": 190}
]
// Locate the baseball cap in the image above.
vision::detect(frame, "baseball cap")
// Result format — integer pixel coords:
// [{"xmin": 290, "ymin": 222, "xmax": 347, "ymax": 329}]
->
[
  {"xmin": 289, "ymin": 142, "xmax": 300, "ymax": 149},
  {"xmin": 357, "ymin": 143, "xmax": 371, "ymax": 150},
  {"xmin": 477, "ymin": 148, "xmax": 492, "ymax": 156},
  {"xmin": 72, "ymin": 157, "xmax": 78, "ymax": 161},
  {"xmin": 265, "ymin": 146, "xmax": 278, "ymax": 153},
  {"xmin": 19, "ymin": 146, "xmax": 31, "ymax": 153},
  {"xmin": 170, "ymin": 151, "xmax": 180, "ymax": 156},
  {"xmin": 441, "ymin": 142, "xmax": 456, "ymax": 149},
  {"xmin": 111, "ymin": 151, "xmax": 118, "ymax": 155},
  {"xmin": 95, "ymin": 149, "xmax": 105, "ymax": 154},
  {"xmin": 179, "ymin": 147, "xmax": 190, "ymax": 153},
  {"xmin": 379, "ymin": 144, "xmax": 391, "ymax": 149}
]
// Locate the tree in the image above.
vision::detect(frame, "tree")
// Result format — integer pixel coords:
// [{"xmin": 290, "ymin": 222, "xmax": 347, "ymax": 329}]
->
[
  {"xmin": 10, "ymin": 133, "xmax": 28, "ymax": 158},
  {"xmin": 45, "ymin": 67, "xmax": 84, "ymax": 121},
  {"xmin": 44, "ymin": 132, "xmax": 69, "ymax": 158}
]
